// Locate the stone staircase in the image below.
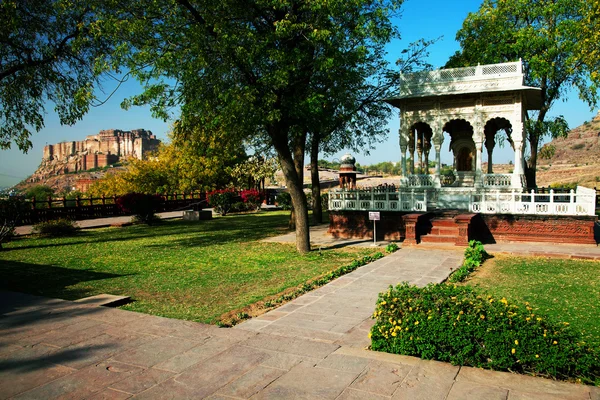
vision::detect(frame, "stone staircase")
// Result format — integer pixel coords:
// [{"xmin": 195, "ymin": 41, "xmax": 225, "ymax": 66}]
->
[{"xmin": 415, "ymin": 211, "xmax": 475, "ymax": 246}]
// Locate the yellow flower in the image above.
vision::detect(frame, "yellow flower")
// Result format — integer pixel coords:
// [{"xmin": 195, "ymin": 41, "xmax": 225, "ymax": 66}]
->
[
  {"xmin": 511, "ymin": 348, "xmax": 516, "ymax": 354},
  {"xmin": 391, "ymin": 332, "xmax": 397, "ymax": 337},
  {"xmin": 535, "ymin": 354, "xmax": 539, "ymax": 358},
  {"xmin": 414, "ymin": 321, "xmax": 419, "ymax": 325},
  {"xmin": 381, "ymin": 301, "xmax": 386, "ymax": 305},
  {"xmin": 480, "ymin": 315, "xmax": 485, "ymax": 320},
  {"xmin": 515, "ymin": 340, "xmax": 519, "ymax": 345},
  {"xmin": 459, "ymin": 310, "xmax": 464, "ymax": 315},
  {"xmin": 368, "ymin": 332, "xmax": 372, "ymax": 338},
  {"xmin": 553, "ymin": 340, "xmax": 558, "ymax": 345},
  {"xmin": 500, "ymin": 298, "xmax": 508, "ymax": 305}
]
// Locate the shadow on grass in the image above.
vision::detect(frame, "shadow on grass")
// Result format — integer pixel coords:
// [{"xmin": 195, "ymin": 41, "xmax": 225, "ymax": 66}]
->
[
  {"xmin": 6, "ymin": 213, "xmax": 292, "ymax": 252},
  {"xmin": 0, "ymin": 261, "xmax": 127, "ymax": 301}
]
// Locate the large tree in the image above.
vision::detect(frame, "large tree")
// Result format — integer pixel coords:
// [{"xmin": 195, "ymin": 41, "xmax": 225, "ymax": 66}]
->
[
  {"xmin": 0, "ymin": 0, "xmax": 115, "ymax": 152},
  {"xmin": 446, "ymin": 0, "xmax": 599, "ymax": 187},
  {"xmin": 104, "ymin": 0, "xmax": 404, "ymax": 253}
]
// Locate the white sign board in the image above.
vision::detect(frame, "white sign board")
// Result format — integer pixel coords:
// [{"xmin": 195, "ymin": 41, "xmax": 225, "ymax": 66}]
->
[{"xmin": 368, "ymin": 212, "xmax": 380, "ymax": 221}]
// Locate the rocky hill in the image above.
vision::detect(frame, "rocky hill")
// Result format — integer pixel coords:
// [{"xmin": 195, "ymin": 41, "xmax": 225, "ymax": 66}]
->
[
  {"xmin": 14, "ymin": 128, "xmax": 159, "ymax": 194},
  {"xmin": 537, "ymin": 111, "xmax": 600, "ymax": 188}
]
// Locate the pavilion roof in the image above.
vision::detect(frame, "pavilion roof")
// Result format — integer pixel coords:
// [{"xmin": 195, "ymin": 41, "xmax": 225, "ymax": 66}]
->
[{"xmin": 386, "ymin": 61, "xmax": 542, "ymax": 110}]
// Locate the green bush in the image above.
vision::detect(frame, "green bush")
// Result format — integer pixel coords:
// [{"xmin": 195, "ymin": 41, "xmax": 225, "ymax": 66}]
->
[
  {"xmin": 385, "ymin": 242, "xmax": 399, "ymax": 253},
  {"xmin": 116, "ymin": 192, "xmax": 162, "ymax": 224},
  {"xmin": 0, "ymin": 198, "xmax": 25, "ymax": 249},
  {"xmin": 321, "ymin": 193, "xmax": 329, "ymax": 212},
  {"xmin": 207, "ymin": 189, "xmax": 237, "ymax": 215},
  {"xmin": 276, "ymin": 192, "xmax": 292, "ymax": 210},
  {"xmin": 32, "ymin": 218, "xmax": 79, "ymax": 237},
  {"xmin": 448, "ymin": 240, "xmax": 488, "ymax": 283},
  {"xmin": 370, "ymin": 283, "xmax": 600, "ymax": 384}
]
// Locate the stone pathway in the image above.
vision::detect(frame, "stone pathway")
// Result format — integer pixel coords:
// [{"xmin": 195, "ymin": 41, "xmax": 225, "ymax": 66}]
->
[
  {"xmin": 235, "ymin": 248, "xmax": 461, "ymax": 346},
  {"xmin": 14, "ymin": 211, "xmax": 187, "ymax": 236},
  {"xmin": 2, "ymin": 243, "xmax": 598, "ymax": 399}
]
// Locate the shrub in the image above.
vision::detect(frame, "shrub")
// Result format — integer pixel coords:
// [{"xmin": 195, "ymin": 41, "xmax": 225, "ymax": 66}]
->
[
  {"xmin": 386, "ymin": 242, "xmax": 399, "ymax": 253},
  {"xmin": 230, "ymin": 201, "xmax": 248, "ymax": 213},
  {"xmin": 207, "ymin": 188, "xmax": 237, "ymax": 215},
  {"xmin": 448, "ymin": 241, "xmax": 489, "ymax": 283},
  {"xmin": 241, "ymin": 188, "xmax": 261, "ymax": 211},
  {"xmin": 370, "ymin": 283, "xmax": 600, "ymax": 383},
  {"xmin": 32, "ymin": 218, "xmax": 79, "ymax": 237},
  {"xmin": 321, "ymin": 193, "xmax": 329, "ymax": 212},
  {"xmin": 276, "ymin": 192, "xmax": 292, "ymax": 210},
  {"xmin": 116, "ymin": 192, "xmax": 162, "ymax": 224},
  {"xmin": 0, "ymin": 198, "xmax": 24, "ymax": 249}
]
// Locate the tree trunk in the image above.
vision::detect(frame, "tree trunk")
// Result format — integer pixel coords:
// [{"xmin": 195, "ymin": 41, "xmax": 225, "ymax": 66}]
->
[
  {"xmin": 310, "ymin": 134, "xmax": 322, "ymax": 225},
  {"xmin": 525, "ymin": 110, "xmax": 547, "ymax": 189},
  {"xmin": 271, "ymin": 128, "xmax": 310, "ymax": 254}
]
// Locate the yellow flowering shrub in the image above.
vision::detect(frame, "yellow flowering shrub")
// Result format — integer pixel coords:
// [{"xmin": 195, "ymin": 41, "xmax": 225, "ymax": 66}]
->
[{"xmin": 370, "ymin": 283, "xmax": 600, "ymax": 384}]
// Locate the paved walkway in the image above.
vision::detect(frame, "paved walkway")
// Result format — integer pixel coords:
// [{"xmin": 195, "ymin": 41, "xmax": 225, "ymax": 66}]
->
[
  {"xmin": 2, "ymin": 243, "xmax": 598, "ymax": 399},
  {"xmin": 14, "ymin": 211, "xmax": 187, "ymax": 236}
]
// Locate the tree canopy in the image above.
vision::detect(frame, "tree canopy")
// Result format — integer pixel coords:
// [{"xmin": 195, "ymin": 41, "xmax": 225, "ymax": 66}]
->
[
  {"xmin": 102, "ymin": 0, "xmax": 404, "ymax": 253},
  {"xmin": 89, "ymin": 128, "xmax": 246, "ymax": 196},
  {"xmin": 446, "ymin": 0, "xmax": 599, "ymax": 187},
  {"xmin": 0, "ymin": 0, "xmax": 115, "ymax": 152}
]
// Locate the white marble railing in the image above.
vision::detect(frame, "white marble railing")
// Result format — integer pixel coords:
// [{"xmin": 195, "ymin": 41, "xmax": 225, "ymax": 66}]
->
[
  {"xmin": 329, "ymin": 189, "xmax": 427, "ymax": 212},
  {"xmin": 470, "ymin": 188, "xmax": 597, "ymax": 216},
  {"xmin": 401, "ymin": 174, "xmax": 435, "ymax": 187},
  {"xmin": 482, "ymin": 174, "xmax": 512, "ymax": 187}
]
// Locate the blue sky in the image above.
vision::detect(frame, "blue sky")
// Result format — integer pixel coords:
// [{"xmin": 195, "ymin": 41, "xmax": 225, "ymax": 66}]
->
[{"xmin": 1, "ymin": 0, "xmax": 597, "ymax": 187}]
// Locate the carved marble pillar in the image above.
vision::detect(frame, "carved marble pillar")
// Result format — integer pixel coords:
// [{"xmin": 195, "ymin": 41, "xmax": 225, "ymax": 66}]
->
[
  {"xmin": 416, "ymin": 131, "xmax": 423, "ymax": 174},
  {"xmin": 400, "ymin": 145, "xmax": 407, "ymax": 177},
  {"xmin": 485, "ymin": 135, "xmax": 495, "ymax": 174},
  {"xmin": 408, "ymin": 134, "xmax": 415, "ymax": 175},
  {"xmin": 423, "ymin": 136, "xmax": 431, "ymax": 175}
]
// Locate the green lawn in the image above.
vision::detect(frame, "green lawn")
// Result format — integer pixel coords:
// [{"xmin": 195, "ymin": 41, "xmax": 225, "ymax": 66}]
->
[
  {"xmin": 466, "ymin": 255, "xmax": 600, "ymax": 345},
  {"xmin": 0, "ymin": 212, "xmax": 374, "ymax": 323}
]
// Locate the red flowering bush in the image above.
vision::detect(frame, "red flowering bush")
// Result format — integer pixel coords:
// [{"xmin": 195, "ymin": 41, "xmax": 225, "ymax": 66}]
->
[
  {"xmin": 207, "ymin": 188, "xmax": 237, "ymax": 215},
  {"xmin": 241, "ymin": 189, "xmax": 261, "ymax": 211}
]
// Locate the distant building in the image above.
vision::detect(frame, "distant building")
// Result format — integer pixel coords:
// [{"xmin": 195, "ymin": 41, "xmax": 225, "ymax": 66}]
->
[{"xmin": 35, "ymin": 129, "xmax": 160, "ymax": 177}]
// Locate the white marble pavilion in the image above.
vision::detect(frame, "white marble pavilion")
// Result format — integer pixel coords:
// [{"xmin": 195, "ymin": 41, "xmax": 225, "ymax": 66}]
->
[{"xmin": 329, "ymin": 61, "xmax": 597, "ymax": 216}]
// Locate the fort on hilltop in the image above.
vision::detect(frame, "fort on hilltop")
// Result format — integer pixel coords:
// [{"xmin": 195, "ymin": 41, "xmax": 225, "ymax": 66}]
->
[{"xmin": 36, "ymin": 129, "xmax": 160, "ymax": 178}]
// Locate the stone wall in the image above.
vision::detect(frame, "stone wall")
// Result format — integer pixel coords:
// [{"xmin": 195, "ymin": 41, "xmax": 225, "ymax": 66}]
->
[{"xmin": 328, "ymin": 211, "xmax": 598, "ymax": 245}]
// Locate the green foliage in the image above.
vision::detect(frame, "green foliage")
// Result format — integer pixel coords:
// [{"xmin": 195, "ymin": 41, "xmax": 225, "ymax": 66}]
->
[
  {"xmin": 25, "ymin": 185, "xmax": 55, "ymax": 209},
  {"xmin": 549, "ymin": 182, "xmax": 578, "ymax": 191},
  {"xmin": 32, "ymin": 218, "xmax": 79, "ymax": 237},
  {"xmin": 230, "ymin": 157, "xmax": 278, "ymax": 190},
  {"xmin": 571, "ymin": 143, "xmax": 585, "ymax": 150},
  {"xmin": 89, "ymin": 132, "xmax": 245, "ymax": 196},
  {"xmin": 106, "ymin": 0, "xmax": 410, "ymax": 254},
  {"xmin": 370, "ymin": 283, "xmax": 600, "ymax": 384},
  {"xmin": 276, "ymin": 192, "xmax": 292, "ymax": 211},
  {"xmin": 0, "ymin": 198, "xmax": 24, "ymax": 249},
  {"xmin": 385, "ymin": 242, "xmax": 399, "ymax": 253},
  {"xmin": 448, "ymin": 241, "xmax": 489, "ymax": 283},
  {"xmin": 447, "ymin": 0, "xmax": 598, "ymax": 186},
  {"xmin": 116, "ymin": 193, "xmax": 162, "ymax": 224},
  {"xmin": 0, "ymin": 0, "xmax": 116, "ymax": 151},
  {"xmin": 321, "ymin": 193, "xmax": 329, "ymax": 212},
  {"xmin": 538, "ymin": 144, "xmax": 556, "ymax": 160},
  {"xmin": 207, "ymin": 189, "xmax": 237, "ymax": 216}
]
